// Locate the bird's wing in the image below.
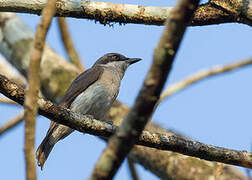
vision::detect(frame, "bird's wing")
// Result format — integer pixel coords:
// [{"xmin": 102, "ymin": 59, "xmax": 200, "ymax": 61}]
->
[
  {"xmin": 60, "ymin": 66, "xmax": 104, "ymax": 108},
  {"xmin": 46, "ymin": 66, "xmax": 103, "ymax": 135}
]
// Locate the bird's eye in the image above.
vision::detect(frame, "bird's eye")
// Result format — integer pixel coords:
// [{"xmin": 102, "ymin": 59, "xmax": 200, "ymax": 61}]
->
[{"xmin": 112, "ymin": 55, "xmax": 119, "ymax": 60}]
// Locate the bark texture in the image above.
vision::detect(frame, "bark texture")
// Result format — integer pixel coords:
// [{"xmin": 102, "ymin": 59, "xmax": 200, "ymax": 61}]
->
[
  {"xmin": 23, "ymin": 0, "xmax": 56, "ymax": 179},
  {"xmin": 0, "ymin": 0, "xmax": 251, "ymax": 26}
]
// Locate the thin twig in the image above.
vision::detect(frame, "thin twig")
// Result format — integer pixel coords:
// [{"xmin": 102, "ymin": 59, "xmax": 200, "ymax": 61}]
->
[
  {"xmin": 127, "ymin": 158, "xmax": 140, "ymax": 180},
  {"xmin": 57, "ymin": 17, "xmax": 85, "ymax": 71},
  {"xmin": 23, "ymin": 0, "xmax": 56, "ymax": 179},
  {"xmin": 0, "ymin": 96, "xmax": 18, "ymax": 104},
  {"xmin": 0, "ymin": 74, "xmax": 251, "ymax": 169},
  {"xmin": 0, "ymin": 0, "xmax": 251, "ymax": 26},
  {"xmin": 0, "ymin": 56, "xmax": 27, "ymax": 86},
  {"xmin": 89, "ymin": 0, "xmax": 200, "ymax": 179},
  {"xmin": 0, "ymin": 111, "xmax": 24, "ymax": 136},
  {"xmin": 157, "ymin": 59, "xmax": 252, "ymax": 106}
]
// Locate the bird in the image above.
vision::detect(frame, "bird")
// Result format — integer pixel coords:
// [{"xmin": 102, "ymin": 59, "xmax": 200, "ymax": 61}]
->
[{"xmin": 36, "ymin": 53, "xmax": 141, "ymax": 169}]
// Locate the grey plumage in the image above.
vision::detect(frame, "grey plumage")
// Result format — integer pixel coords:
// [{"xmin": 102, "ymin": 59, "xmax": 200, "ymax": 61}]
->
[{"xmin": 36, "ymin": 53, "xmax": 141, "ymax": 169}]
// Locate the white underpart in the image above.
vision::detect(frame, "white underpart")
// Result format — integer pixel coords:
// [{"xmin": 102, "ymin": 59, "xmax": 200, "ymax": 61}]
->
[{"xmin": 70, "ymin": 83, "xmax": 115, "ymax": 120}]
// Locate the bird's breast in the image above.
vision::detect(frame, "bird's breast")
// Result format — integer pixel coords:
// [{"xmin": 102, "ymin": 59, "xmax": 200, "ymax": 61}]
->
[{"xmin": 70, "ymin": 74, "xmax": 120, "ymax": 120}]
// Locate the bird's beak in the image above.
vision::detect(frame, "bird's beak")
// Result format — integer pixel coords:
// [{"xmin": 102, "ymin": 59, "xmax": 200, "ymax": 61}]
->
[{"xmin": 126, "ymin": 58, "xmax": 142, "ymax": 65}]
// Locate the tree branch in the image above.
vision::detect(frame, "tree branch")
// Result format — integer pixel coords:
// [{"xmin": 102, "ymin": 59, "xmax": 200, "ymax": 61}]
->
[
  {"xmin": 157, "ymin": 58, "xmax": 252, "ymax": 106},
  {"xmin": 0, "ymin": 56, "xmax": 26, "ymax": 86},
  {"xmin": 127, "ymin": 158, "xmax": 140, "ymax": 180},
  {"xmin": 0, "ymin": 111, "xmax": 24, "ymax": 136},
  {"xmin": 0, "ymin": 0, "xmax": 251, "ymax": 26},
  {"xmin": 23, "ymin": 0, "xmax": 56, "ymax": 179},
  {"xmin": 0, "ymin": 96, "xmax": 17, "ymax": 104},
  {"xmin": 57, "ymin": 17, "xmax": 85, "ymax": 71}
]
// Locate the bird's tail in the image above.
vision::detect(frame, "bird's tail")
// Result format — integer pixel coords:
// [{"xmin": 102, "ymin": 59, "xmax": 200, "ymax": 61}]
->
[
  {"xmin": 36, "ymin": 132, "xmax": 57, "ymax": 170},
  {"xmin": 36, "ymin": 122, "xmax": 74, "ymax": 170}
]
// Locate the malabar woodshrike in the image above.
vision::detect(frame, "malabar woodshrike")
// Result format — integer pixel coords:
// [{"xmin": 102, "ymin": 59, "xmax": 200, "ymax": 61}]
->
[{"xmin": 36, "ymin": 53, "xmax": 141, "ymax": 169}]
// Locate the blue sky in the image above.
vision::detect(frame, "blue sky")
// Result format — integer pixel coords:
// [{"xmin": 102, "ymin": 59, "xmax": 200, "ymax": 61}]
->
[{"xmin": 0, "ymin": 1, "xmax": 252, "ymax": 179}]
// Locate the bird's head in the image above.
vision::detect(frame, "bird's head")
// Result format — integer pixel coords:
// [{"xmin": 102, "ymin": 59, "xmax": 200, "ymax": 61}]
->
[{"xmin": 93, "ymin": 53, "xmax": 141, "ymax": 74}]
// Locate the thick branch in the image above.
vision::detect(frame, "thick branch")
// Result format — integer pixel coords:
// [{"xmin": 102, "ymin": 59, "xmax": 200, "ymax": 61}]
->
[
  {"xmin": 57, "ymin": 17, "xmax": 85, "ymax": 71},
  {"xmin": 0, "ymin": 56, "xmax": 26, "ymax": 86},
  {"xmin": 0, "ymin": 0, "xmax": 251, "ymax": 26},
  {"xmin": 23, "ymin": 0, "xmax": 56, "ymax": 179},
  {"xmin": 90, "ymin": 0, "xmax": 200, "ymax": 179},
  {"xmin": 0, "ymin": 74, "xmax": 251, "ymax": 169}
]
